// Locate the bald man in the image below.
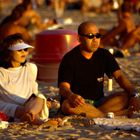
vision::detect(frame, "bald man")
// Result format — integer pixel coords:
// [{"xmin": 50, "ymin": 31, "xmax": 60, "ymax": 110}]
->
[{"xmin": 58, "ymin": 21, "xmax": 140, "ymax": 118}]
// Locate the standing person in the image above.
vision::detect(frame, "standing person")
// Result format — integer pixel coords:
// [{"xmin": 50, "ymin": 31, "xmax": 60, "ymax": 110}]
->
[
  {"xmin": 0, "ymin": 33, "xmax": 49, "ymax": 124},
  {"xmin": 53, "ymin": 0, "xmax": 66, "ymax": 18},
  {"xmin": 58, "ymin": 21, "xmax": 140, "ymax": 118}
]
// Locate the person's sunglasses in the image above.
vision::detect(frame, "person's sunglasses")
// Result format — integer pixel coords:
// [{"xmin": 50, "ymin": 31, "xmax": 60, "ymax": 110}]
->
[
  {"xmin": 17, "ymin": 48, "xmax": 29, "ymax": 52},
  {"xmin": 79, "ymin": 33, "xmax": 102, "ymax": 39}
]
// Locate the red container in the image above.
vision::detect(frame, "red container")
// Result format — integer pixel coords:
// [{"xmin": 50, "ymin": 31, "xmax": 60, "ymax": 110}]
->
[
  {"xmin": 32, "ymin": 29, "xmax": 79, "ymax": 63},
  {"xmin": 0, "ymin": 112, "xmax": 8, "ymax": 121},
  {"xmin": 32, "ymin": 29, "xmax": 79, "ymax": 82}
]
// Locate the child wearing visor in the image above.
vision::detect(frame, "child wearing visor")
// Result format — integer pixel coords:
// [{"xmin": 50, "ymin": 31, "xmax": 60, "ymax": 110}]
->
[{"xmin": 0, "ymin": 33, "xmax": 51, "ymax": 125}]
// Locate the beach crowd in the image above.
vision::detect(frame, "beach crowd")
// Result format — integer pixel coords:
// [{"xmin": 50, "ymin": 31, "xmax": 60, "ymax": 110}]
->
[{"xmin": 0, "ymin": 0, "xmax": 140, "ymax": 126}]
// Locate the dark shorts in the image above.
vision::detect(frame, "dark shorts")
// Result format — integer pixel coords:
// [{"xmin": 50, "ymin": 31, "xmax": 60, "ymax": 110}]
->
[{"xmin": 85, "ymin": 97, "xmax": 106, "ymax": 107}]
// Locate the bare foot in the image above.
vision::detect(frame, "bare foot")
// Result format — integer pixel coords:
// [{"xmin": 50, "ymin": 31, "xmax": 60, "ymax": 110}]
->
[
  {"xmin": 20, "ymin": 113, "xmax": 44, "ymax": 125},
  {"xmin": 46, "ymin": 118, "xmax": 62, "ymax": 127}
]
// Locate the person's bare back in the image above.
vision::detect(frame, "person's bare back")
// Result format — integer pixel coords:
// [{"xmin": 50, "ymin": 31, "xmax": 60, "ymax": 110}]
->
[
  {"xmin": 0, "ymin": 22, "xmax": 33, "ymax": 45},
  {"xmin": 124, "ymin": 15, "xmax": 135, "ymax": 33},
  {"xmin": 101, "ymin": 2, "xmax": 136, "ymax": 49}
]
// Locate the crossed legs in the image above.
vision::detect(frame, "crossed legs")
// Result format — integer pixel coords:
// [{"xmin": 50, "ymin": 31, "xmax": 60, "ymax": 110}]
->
[
  {"xmin": 61, "ymin": 91, "xmax": 130, "ymax": 118},
  {"xmin": 20, "ymin": 96, "xmax": 45, "ymax": 124}
]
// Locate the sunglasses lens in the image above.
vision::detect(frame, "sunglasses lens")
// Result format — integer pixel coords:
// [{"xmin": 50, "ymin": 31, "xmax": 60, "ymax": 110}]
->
[
  {"xmin": 17, "ymin": 48, "xmax": 28, "ymax": 52},
  {"xmin": 95, "ymin": 33, "xmax": 102, "ymax": 38},
  {"xmin": 80, "ymin": 33, "xmax": 102, "ymax": 39},
  {"xmin": 88, "ymin": 34, "xmax": 94, "ymax": 39},
  {"xmin": 24, "ymin": 48, "xmax": 28, "ymax": 51}
]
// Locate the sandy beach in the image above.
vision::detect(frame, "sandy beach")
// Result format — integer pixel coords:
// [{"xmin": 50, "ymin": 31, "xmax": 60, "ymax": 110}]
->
[{"xmin": 0, "ymin": 2, "xmax": 140, "ymax": 139}]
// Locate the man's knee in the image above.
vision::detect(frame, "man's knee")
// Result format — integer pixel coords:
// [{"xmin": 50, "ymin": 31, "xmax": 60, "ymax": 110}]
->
[
  {"xmin": 110, "ymin": 92, "xmax": 129, "ymax": 108},
  {"xmin": 110, "ymin": 92, "xmax": 129, "ymax": 104}
]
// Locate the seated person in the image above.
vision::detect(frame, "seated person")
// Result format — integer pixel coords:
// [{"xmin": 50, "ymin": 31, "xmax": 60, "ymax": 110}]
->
[
  {"xmin": 20, "ymin": 0, "xmax": 57, "ymax": 34},
  {"xmin": 0, "ymin": 33, "xmax": 58, "ymax": 125},
  {"xmin": 58, "ymin": 21, "xmax": 140, "ymax": 118},
  {"xmin": 100, "ymin": 2, "xmax": 137, "ymax": 53},
  {"xmin": 120, "ymin": 23, "xmax": 140, "ymax": 51},
  {"xmin": 0, "ymin": 0, "xmax": 57, "ymax": 39},
  {"xmin": 0, "ymin": 5, "xmax": 34, "ymax": 46}
]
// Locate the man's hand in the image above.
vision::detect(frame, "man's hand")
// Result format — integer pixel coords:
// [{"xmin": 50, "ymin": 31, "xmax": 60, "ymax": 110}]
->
[{"xmin": 68, "ymin": 93, "xmax": 85, "ymax": 107}]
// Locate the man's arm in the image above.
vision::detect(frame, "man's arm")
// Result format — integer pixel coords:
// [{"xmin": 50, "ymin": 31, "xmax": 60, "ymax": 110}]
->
[
  {"xmin": 112, "ymin": 70, "xmax": 134, "ymax": 96},
  {"xmin": 59, "ymin": 82, "xmax": 73, "ymax": 99},
  {"xmin": 101, "ymin": 21, "xmax": 126, "ymax": 45},
  {"xmin": 113, "ymin": 70, "xmax": 140, "ymax": 112}
]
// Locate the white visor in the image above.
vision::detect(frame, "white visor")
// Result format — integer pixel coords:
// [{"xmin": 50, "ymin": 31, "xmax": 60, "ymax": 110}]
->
[{"xmin": 8, "ymin": 42, "xmax": 34, "ymax": 51}]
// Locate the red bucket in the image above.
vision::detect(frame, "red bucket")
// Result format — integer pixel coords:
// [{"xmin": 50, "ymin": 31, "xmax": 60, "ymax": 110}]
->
[{"xmin": 31, "ymin": 29, "xmax": 79, "ymax": 82}]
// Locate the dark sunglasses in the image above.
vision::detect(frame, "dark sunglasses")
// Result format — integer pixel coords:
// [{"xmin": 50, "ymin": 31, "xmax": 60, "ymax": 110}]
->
[
  {"xmin": 79, "ymin": 33, "xmax": 102, "ymax": 39},
  {"xmin": 17, "ymin": 48, "xmax": 29, "ymax": 52}
]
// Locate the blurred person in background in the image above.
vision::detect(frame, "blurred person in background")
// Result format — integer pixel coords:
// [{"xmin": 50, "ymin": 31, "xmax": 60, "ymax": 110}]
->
[
  {"xmin": 0, "ymin": 4, "xmax": 34, "ymax": 45},
  {"xmin": 14, "ymin": 0, "xmax": 57, "ymax": 35},
  {"xmin": 124, "ymin": 0, "xmax": 140, "ymax": 13},
  {"xmin": 51, "ymin": 0, "xmax": 81, "ymax": 18},
  {"xmin": 0, "ymin": 0, "xmax": 57, "ymax": 40},
  {"xmin": 81, "ymin": 0, "xmax": 115, "ymax": 15},
  {"xmin": 81, "ymin": 0, "xmax": 102, "ymax": 14},
  {"xmin": 100, "ymin": 2, "xmax": 139, "ymax": 56}
]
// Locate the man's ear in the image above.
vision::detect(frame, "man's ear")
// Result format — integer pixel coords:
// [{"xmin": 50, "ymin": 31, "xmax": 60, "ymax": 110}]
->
[{"xmin": 77, "ymin": 35, "xmax": 81, "ymax": 43}]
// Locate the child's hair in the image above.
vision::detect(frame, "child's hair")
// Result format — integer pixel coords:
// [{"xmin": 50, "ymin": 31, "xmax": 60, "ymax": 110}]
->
[{"xmin": 0, "ymin": 33, "xmax": 26, "ymax": 68}]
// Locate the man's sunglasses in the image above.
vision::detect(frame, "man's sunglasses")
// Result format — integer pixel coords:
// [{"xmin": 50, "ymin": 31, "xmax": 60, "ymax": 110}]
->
[
  {"xmin": 79, "ymin": 33, "xmax": 102, "ymax": 39},
  {"xmin": 17, "ymin": 48, "xmax": 29, "ymax": 52}
]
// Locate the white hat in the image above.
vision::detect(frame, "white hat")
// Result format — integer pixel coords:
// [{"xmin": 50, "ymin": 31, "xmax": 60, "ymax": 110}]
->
[{"xmin": 8, "ymin": 42, "xmax": 34, "ymax": 51}]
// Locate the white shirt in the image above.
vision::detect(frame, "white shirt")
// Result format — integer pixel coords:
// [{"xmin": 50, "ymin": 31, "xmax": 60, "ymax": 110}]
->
[{"xmin": 0, "ymin": 62, "xmax": 38, "ymax": 117}]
